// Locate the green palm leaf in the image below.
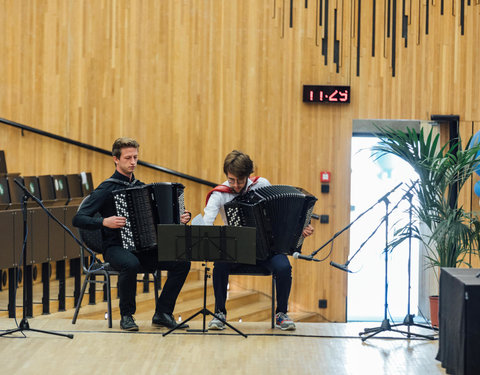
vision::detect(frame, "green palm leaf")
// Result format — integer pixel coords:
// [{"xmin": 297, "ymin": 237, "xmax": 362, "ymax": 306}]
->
[{"xmin": 372, "ymin": 126, "xmax": 480, "ymax": 269}]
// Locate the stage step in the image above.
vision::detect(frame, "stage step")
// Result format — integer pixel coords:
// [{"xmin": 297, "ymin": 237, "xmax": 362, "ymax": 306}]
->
[{"xmin": 6, "ymin": 266, "xmax": 319, "ymax": 326}]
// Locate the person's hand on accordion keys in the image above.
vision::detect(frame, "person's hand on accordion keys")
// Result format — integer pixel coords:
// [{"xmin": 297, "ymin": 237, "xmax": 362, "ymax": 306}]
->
[
  {"xmin": 102, "ymin": 211, "xmax": 191, "ymax": 229},
  {"xmin": 180, "ymin": 211, "xmax": 192, "ymax": 224},
  {"xmin": 302, "ymin": 224, "xmax": 314, "ymax": 238},
  {"xmin": 103, "ymin": 216, "xmax": 127, "ymax": 229}
]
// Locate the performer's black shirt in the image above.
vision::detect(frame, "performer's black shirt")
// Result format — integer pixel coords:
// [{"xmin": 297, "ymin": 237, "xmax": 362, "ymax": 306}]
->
[{"xmin": 72, "ymin": 170, "xmax": 143, "ymax": 250}]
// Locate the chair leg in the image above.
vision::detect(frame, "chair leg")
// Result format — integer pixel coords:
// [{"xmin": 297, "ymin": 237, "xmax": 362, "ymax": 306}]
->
[
  {"xmin": 142, "ymin": 273, "xmax": 150, "ymax": 293},
  {"xmin": 104, "ymin": 272, "xmax": 113, "ymax": 329},
  {"xmin": 72, "ymin": 275, "xmax": 90, "ymax": 325},
  {"xmin": 153, "ymin": 273, "xmax": 160, "ymax": 312},
  {"xmin": 271, "ymin": 276, "xmax": 276, "ymax": 329}
]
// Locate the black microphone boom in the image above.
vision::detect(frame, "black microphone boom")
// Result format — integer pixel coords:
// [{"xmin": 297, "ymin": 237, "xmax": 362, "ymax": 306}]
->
[
  {"xmin": 308, "ymin": 182, "xmax": 404, "ymax": 259},
  {"xmin": 328, "ymin": 182, "xmax": 416, "ymax": 274},
  {"xmin": 330, "ymin": 261, "xmax": 352, "ymax": 273},
  {"xmin": 292, "ymin": 252, "xmax": 320, "ymax": 262},
  {"xmin": 13, "ymin": 179, "xmax": 96, "ymax": 257}
]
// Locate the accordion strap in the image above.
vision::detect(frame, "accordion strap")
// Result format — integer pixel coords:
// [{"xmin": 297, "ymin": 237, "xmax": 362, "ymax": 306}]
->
[
  {"xmin": 105, "ymin": 177, "xmax": 139, "ymax": 187},
  {"xmin": 205, "ymin": 185, "xmax": 234, "ymax": 205},
  {"xmin": 248, "ymin": 176, "xmax": 261, "ymax": 187},
  {"xmin": 204, "ymin": 176, "xmax": 261, "ymax": 206}
]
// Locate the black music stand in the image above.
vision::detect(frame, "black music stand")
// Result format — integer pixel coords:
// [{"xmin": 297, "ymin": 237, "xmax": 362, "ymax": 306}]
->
[{"xmin": 157, "ymin": 224, "xmax": 256, "ymax": 337}]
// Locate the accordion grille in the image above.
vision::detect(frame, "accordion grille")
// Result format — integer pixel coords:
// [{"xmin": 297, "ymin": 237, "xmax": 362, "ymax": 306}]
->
[{"xmin": 178, "ymin": 189, "xmax": 185, "ymax": 218}]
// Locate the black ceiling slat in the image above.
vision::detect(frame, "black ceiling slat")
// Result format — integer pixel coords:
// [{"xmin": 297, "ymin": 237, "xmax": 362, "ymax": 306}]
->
[
  {"xmin": 392, "ymin": 0, "xmax": 397, "ymax": 76},
  {"xmin": 402, "ymin": 0, "xmax": 408, "ymax": 47},
  {"xmin": 322, "ymin": 0, "xmax": 329, "ymax": 65},
  {"xmin": 387, "ymin": 0, "xmax": 391, "ymax": 38},
  {"xmin": 356, "ymin": 0, "xmax": 361, "ymax": 76},
  {"xmin": 290, "ymin": 0, "xmax": 294, "ymax": 28},
  {"xmin": 426, "ymin": 0, "xmax": 429, "ymax": 35},
  {"xmin": 372, "ymin": 0, "xmax": 376, "ymax": 56},
  {"xmin": 319, "ymin": 0, "xmax": 323, "ymax": 26},
  {"xmin": 334, "ymin": 8, "xmax": 340, "ymax": 73}
]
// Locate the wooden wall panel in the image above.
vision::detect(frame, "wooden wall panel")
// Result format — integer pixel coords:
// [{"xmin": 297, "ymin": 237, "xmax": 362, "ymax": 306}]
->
[{"xmin": 0, "ymin": 1, "xmax": 479, "ymax": 321}]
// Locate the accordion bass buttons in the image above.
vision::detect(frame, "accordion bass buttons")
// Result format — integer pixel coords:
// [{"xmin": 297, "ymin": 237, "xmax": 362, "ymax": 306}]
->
[{"xmin": 226, "ymin": 207, "xmax": 242, "ymax": 226}]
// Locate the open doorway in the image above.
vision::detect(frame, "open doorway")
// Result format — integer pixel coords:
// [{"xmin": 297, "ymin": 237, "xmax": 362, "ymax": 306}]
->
[{"xmin": 347, "ymin": 121, "xmax": 421, "ymax": 322}]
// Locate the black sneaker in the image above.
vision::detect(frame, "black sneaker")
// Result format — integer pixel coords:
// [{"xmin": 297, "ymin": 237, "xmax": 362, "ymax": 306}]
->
[
  {"xmin": 120, "ymin": 315, "xmax": 139, "ymax": 331},
  {"xmin": 152, "ymin": 312, "xmax": 189, "ymax": 329}
]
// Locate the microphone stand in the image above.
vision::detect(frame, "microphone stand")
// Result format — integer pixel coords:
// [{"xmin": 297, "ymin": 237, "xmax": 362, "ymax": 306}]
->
[
  {"xmin": 388, "ymin": 191, "xmax": 437, "ymax": 337},
  {"xmin": 359, "ymin": 183, "xmax": 435, "ymax": 341},
  {"xmin": 0, "ymin": 180, "xmax": 74, "ymax": 339},
  {"xmin": 308, "ymin": 182, "xmax": 403, "ymax": 267},
  {"xmin": 335, "ymin": 182, "xmax": 420, "ymax": 272}
]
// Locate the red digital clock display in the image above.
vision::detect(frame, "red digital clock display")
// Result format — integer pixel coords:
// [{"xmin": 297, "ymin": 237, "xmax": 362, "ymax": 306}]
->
[{"xmin": 303, "ymin": 85, "xmax": 350, "ymax": 103}]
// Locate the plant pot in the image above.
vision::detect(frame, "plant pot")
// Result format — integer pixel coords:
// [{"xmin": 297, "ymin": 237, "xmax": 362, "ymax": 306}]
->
[{"xmin": 429, "ymin": 295, "xmax": 439, "ymax": 327}]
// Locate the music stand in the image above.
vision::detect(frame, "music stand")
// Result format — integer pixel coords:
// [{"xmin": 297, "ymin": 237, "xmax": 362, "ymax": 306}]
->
[{"xmin": 157, "ymin": 224, "xmax": 256, "ymax": 337}]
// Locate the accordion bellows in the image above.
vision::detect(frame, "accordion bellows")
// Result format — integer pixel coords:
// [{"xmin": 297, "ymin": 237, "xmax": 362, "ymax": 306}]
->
[
  {"xmin": 224, "ymin": 185, "xmax": 317, "ymax": 260},
  {"xmin": 113, "ymin": 182, "xmax": 185, "ymax": 253}
]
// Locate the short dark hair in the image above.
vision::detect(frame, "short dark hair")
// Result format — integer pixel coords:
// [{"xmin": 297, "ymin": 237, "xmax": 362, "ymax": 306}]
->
[
  {"xmin": 223, "ymin": 150, "xmax": 254, "ymax": 178},
  {"xmin": 112, "ymin": 137, "xmax": 139, "ymax": 158}
]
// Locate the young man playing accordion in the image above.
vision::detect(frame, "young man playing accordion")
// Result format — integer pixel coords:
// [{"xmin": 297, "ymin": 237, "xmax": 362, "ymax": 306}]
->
[
  {"xmin": 203, "ymin": 150, "xmax": 314, "ymax": 330},
  {"xmin": 73, "ymin": 137, "xmax": 191, "ymax": 331}
]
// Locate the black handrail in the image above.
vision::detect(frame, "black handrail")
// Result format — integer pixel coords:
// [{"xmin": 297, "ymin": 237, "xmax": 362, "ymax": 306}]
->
[
  {"xmin": 1, "ymin": 117, "xmax": 319, "ymax": 220},
  {"xmin": 0, "ymin": 117, "xmax": 217, "ymax": 188}
]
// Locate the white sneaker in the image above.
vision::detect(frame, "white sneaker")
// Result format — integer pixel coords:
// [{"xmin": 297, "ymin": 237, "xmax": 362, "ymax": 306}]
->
[
  {"xmin": 275, "ymin": 312, "xmax": 296, "ymax": 331},
  {"xmin": 208, "ymin": 312, "xmax": 226, "ymax": 330}
]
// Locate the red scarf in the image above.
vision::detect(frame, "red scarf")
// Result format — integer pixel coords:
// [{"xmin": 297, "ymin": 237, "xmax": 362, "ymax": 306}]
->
[{"xmin": 205, "ymin": 176, "xmax": 260, "ymax": 206}]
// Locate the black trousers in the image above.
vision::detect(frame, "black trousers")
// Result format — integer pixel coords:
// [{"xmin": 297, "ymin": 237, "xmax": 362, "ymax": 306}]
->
[
  {"xmin": 104, "ymin": 246, "xmax": 191, "ymax": 316},
  {"xmin": 212, "ymin": 253, "xmax": 292, "ymax": 315}
]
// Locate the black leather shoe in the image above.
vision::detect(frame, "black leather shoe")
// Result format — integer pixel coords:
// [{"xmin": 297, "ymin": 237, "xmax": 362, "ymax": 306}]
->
[
  {"xmin": 120, "ymin": 315, "xmax": 139, "ymax": 331},
  {"xmin": 152, "ymin": 312, "xmax": 189, "ymax": 329}
]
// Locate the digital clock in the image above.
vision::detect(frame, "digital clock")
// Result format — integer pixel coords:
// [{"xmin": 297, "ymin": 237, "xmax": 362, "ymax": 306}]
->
[{"xmin": 303, "ymin": 85, "xmax": 350, "ymax": 103}]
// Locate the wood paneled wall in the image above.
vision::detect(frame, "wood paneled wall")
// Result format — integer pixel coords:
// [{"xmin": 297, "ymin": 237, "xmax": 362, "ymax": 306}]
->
[{"xmin": 0, "ymin": 1, "xmax": 479, "ymax": 321}]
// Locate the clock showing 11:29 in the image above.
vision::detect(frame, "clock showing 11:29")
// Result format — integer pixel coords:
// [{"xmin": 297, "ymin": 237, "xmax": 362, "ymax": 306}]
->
[{"xmin": 303, "ymin": 85, "xmax": 350, "ymax": 103}]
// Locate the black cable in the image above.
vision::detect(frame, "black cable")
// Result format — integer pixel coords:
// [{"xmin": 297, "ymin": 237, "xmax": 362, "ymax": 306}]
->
[{"xmin": 314, "ymin": 239, "xmax": 335, "ymax": 262}]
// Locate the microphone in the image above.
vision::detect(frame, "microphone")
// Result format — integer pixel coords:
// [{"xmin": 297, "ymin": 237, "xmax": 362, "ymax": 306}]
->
[
  {"xmin": 292, "ymin": 252, "xmax": 319, "ymax": 262},
  {"xmin": 330, "ymin": 261, "xmax": 352, "ymax": 273}
]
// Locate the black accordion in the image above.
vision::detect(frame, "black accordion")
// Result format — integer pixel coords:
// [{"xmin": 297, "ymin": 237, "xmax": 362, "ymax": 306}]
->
[
  {"xmin": 224, "ymin": 185, "xmax": 317, "ymax": 260},
  {"xmin": 112, "ymin": 182, "xmax": 185, "ymax": 253}
]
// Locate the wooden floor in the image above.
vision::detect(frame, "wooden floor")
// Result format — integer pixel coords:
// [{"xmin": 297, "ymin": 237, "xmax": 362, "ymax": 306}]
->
[{"xmin": 0, "ymin": 317, "xmax": 446, "ymax": 375}]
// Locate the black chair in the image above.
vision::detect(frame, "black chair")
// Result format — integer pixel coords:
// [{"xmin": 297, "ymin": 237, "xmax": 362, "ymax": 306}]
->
[
  {"xmin": 72, "ymin": 226, "xmax": 160, "ymax": 328},
  {"xmin": 229, "ymin": 264, "xmax": 276, "ymax": 328}
]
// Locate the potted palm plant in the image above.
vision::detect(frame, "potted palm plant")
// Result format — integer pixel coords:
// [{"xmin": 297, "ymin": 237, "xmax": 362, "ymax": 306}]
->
[{"xmin": 371, "ymin": 126, "xmax": 480, "ymax": 326}]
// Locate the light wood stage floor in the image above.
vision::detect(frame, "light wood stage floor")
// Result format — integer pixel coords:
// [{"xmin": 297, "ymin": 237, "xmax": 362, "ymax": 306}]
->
[{"xmin": 0, "ymin": 317, "xmax": 446, "ymax": 375}]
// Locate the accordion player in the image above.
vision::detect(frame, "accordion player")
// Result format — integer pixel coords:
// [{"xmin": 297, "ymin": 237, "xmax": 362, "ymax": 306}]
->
[
  {"xmin": 224, "ymin": 185, "xmax": 317, "ymax": 260},
  {"xmin": 112, "ymin": 182, "xmax": 185, "ymax": 253}
]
